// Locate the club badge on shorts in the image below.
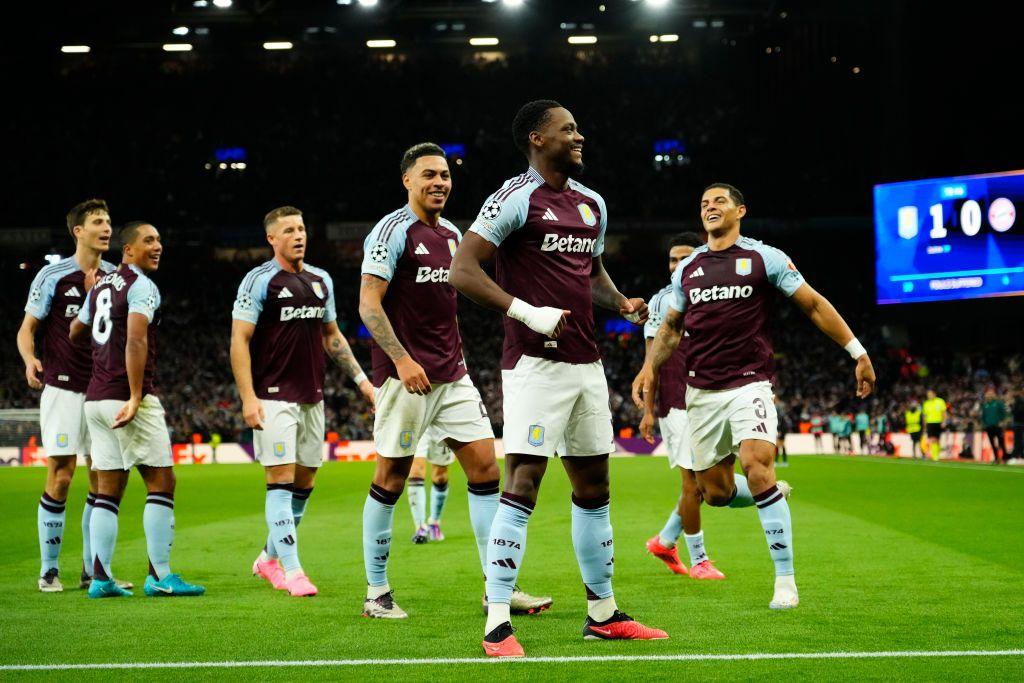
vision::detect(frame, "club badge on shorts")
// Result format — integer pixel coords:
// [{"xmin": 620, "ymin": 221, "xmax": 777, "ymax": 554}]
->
[
  {"xmin": 312, "ymin": 282, "xmax": 324, "ymax": 299},
  {"xmin": 56, "ymin": 433, "xmax": 69, "ymax": 448},
  {"xmin": 400, "ymin": 430, "xmax": 413, "ymax": 449},
  {"xmin": 273, "ymin": 442, "xmax": 287, "ymax": 458},
  {"xmin": 736, "ymin": 258, "xmax": 752, "ymax": 276},
  {"xmin": 577, "ymin": 203, "xmax": 597, "ymax": 226},
  {"xmin": 528, "ymin": 424, "xmax": 545, "ymax": 447}
]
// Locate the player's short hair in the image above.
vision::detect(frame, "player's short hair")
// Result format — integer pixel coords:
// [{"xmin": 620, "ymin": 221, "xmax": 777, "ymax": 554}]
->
[
  {"xmin": 400, "ymin": 142, "xmax": 446, "ymax": 174},
  {"xmin": 512, "ymin": 99, "xmax": 563, "ymax": 156},
  {"xmin": 120, "ymin": 221, "xmax": 151, "ymax": 247},
  {"xmin": 703, "ymin": 183, "xmax": 745, "ymax": 207},
  {"xmin": 669, "ymin": 232, "xmax": 704, "ymax": 249},
  {"xmin": 66, "ymin": 198, "xmax": 109, "ymax": 238},
  {"xmin": 264, "ymin": 206, "xmax": 302, "ymax": 232}
]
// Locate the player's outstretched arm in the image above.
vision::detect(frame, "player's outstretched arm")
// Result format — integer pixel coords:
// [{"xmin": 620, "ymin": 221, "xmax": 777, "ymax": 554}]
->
[
  {"xmin": 112, "ymin": 312, "xmax": 148, "ymax": 429},
  {"xmin": 450, "ymin": 232, "xmax": 569, "ymax": 338},
  {"xmin": 16, "ymin": 313, "xmax": 43, "ymax": 390},
  {"xmin": 790, "ymin": 282, "xmax": 876, "ymax": 398},
  {"xmin": 321, "ymin": 320, "xmax": 375, "ymax": 409},
  {"xmin": 229, "ymin": 319, "xmax": 264, "ymax": 430},
  {"xmin": 590, "ymin": 255, "xmax": 648, "ymax": 323},
  {"xmin": 359, "ymin": 274, "xmax": 430, "ymax": 395}
]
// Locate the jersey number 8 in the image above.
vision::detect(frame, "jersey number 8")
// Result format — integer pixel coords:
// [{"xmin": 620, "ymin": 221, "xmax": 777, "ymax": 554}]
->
[{"xmin": 92, "ymin": 288, "xmax": 114, "ymax": 345}]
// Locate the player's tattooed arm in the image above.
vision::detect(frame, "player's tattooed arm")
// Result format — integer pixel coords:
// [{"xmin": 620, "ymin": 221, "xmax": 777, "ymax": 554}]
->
[
  {"xmin": 358, "ymin": 275, "xmax": 409, "ymax": 361},
  {"xmin": 639, "ymin": 307, "xmax": 685, "ymax": 417},
  {"xmin": 590, "ymin": 256, "xmax": 648, "ymax": 322},
  {"xmin": 359, "ymin": 274, "xmax": 431, "ymax": 395},
  {"xmin": 322, "ymin": 322, "xmax": 364, "ymax": 379}
]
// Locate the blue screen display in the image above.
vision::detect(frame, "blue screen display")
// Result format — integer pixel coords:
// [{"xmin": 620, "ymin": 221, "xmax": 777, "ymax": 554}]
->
[{"xmin": 874, "ymin": 170, "xmax": 1024, "ymax": 304}]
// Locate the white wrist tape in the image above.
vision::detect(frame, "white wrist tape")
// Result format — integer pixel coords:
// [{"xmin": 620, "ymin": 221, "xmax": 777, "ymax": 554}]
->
[
  {"xmin": 353, "ymin": 372, "xmax": 368, "ymax": 386},
  {"xmin": 507, "ymin": 297, "xmax": 564, "ymax": 337},
  {"xmin": 844, "ymin": 338, "xmax": 867, "ymax": 360}
]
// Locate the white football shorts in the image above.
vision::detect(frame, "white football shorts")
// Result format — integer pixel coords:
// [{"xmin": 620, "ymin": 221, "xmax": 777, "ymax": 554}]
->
[
  {"xmin": 40, "ymin": 384, "xmax": 90, "ymax": 457},
  {"xmin": 85, "ymin": 395, "xmax": 172, "ymax": 471},
  {"xmin": 254, "ymin": 400, "xmax": 325, "ymax": 468},
  {"xmin": 501, "ymin": 356, "xmax": 614, "ymax": 458},
  {"xmin": 685, "ymin": 380, "xmax": 778, "ymax": 471}
]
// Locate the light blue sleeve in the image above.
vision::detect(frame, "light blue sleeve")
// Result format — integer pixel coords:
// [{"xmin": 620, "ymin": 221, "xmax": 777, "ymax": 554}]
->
[
  {"xmin": 77, "ymin": 289, "xmax": 94, "ymax": 325},
  {"xmin": 756, "ymin": 243, "xmax": 805, "ymax": 296},
  {"xmin": 669, "ymin": 259, "xmax": 688, "ymax": 312},
  {"xmin": 233, "ymin": 266, "xmax": 272, "ymax": 324},
  {"xmin": 361, "ymin": 213, "xmax": 413, "ymax": 281},
  {"xmin": 468, "ymin": 185, "xmax": 532, "ymax": 247},
  {"xmin": 320, "ymin": 270, "xmax": 338, "ymax": 325},
  {"xmin": 643, "ymin": 288, "xmax": 671, "ymax": 339},
  {"xmin": 593, "ymin": 193, "xmax": 608, "ymax": 257},
  {"xmin": 127, "ymin": 277, "xmax": 160, "ymax": 323},
  {"xmin": 24, "ymin": 266, "xmax": 62, "ymax": 319}
]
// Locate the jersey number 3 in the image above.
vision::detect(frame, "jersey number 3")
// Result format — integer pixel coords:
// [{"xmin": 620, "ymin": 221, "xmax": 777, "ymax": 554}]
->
[{"xmin": 92, "ymin": 288, "xmax": 114, "ymax": 345}]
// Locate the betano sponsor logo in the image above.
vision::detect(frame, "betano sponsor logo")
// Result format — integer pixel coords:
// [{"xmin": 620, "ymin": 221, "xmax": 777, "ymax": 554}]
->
[
  {"xmin": 540, "ymin": 233, "xmax": 595, "ymax": 253},
  {"xmin": 416, "ymin": 266, "xmax": 450, "ymax": 283},
  {"xmin": 280, "ymin": 305, "xmax": 325, "ymax": 321},
  {"xmin": 688, "ymin": 284, "xmax": 754, "ymax": 305}
]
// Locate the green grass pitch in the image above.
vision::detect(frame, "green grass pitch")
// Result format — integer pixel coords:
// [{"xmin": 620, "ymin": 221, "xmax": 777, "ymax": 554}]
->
[{"xmin": 1, "ymin": 455, "xmax": 1022, "ymax": 681}]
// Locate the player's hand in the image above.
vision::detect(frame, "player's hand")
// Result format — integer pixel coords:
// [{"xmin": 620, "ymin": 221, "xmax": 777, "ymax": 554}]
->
[
  {"xmin": 112, "ymin": 397, "xmax": 141, "ymax": 430},
  {"xmin": 855, "ymin": 355, "xmax": 876, "ymax": 398},
  {"xmin": 242, "ymin": 396, "xmax": 265, "ymax": 430},
  {"xmin": 25, "ymin": 358, "xmax": 43, "ymax": 390},
  {"xmin": 640, "ymin": 410, "xmax": 657, "ymax": 444},
  {"xmin": 83, "ymin": 268, "xmax": 99, "ymax": 292},
  {"xmin": 621, "ymin": 297, "xmax": 649, "ymax": 324},
  {"xmin": 631, "ymin": 364, "xmax": 653, "ymax": 409},
  {"xmin": 396, "ymin": 356, "xmax": 431, "ymax": 395},
  {"xmin": 358, "ymin": 378, "xmax": 377, "ymax": 412},
  {"xmin": 550, "ymin": 310, "xmax": 571, "ymax": 338}
]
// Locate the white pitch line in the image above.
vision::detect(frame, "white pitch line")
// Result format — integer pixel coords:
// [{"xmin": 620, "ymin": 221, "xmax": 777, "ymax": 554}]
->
[{"xmin": 3, "ymin": 649, "xmax": 1023, "ymax": 671}]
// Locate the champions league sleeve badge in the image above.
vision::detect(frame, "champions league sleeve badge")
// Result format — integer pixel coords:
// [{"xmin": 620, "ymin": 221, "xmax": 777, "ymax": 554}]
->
[
  {"xmin": 481, "ymin": 200, "xmax": 502, "ymax": 220},
  {"xmin": 369, "ymin": 242, "xmax": 389, "ymax": 263},
  {"xmin": 736, "ymin": 258, "xmax": 752, "ymax": 276}
]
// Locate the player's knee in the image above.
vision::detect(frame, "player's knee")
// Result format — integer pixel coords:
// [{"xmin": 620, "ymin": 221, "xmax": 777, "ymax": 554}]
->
[{"xmin": 702, "ymin": 487, "xmax": 733, "ymax": 507}]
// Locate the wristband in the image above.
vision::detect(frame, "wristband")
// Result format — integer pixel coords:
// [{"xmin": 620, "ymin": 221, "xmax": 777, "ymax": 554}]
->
[
  {"xmin": 844, "ymin": 338, "xmax": 867, "ymax": 360},
  {"xmin": 353, "ymin": 372, "xmax": 368, "ymax": 386}
]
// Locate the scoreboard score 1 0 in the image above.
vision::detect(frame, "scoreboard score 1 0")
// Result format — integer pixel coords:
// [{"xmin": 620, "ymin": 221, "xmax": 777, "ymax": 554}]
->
[{"xmin": 874, "ymin": 170, "xmax": 1024, "ymax": 304}]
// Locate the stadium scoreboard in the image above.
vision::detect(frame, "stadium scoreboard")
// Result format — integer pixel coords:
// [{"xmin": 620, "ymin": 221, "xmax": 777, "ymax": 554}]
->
[{"xmin": 874, "ymin": 169, "xmax": 1024, "ymax": 304}]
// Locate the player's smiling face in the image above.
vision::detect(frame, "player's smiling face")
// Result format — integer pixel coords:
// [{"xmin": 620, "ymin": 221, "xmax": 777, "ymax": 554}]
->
[
  {"xmin": 76, "ymin": 210, "xmax": 113, "ymax": 253},
  {"xmin": 700, "ymin": 188, "xmax": 746, "ymax": 234},
  {"xmin": 268, "ymin": 215, "xmax": 306, "ymax": 263},
  {"xmin": 538, "ymin": 107, "xmax": 584, "ymax": 176},
  {"xmin": 404, "ymin": 155, "xmax": 451, "ymax": 215},
  {"xmin": 125, "ymin": 224, "xmax": 162, "ymax": 273}
]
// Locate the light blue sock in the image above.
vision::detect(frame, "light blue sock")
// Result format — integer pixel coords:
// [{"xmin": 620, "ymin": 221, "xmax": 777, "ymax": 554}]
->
[
  {"xmin": 657, "ymin": 507, "xmax": 683, "ymax": 548},
  {"xmin": 266, "ymin": 485, "xmax": 300, "ymax": 572},
  {"xmin": 144, "ymin": 492, "xmax": 175, "ymax": 580},
  {"xmin": 571, "ymin": 497, "xmax": 614, "ymax": 599},
  {"xmin": 89, "ymin": 495, "xmax": 120, "ymax": 581},
  {"xmin": 407, "ymin": 478, "xmax": 426, "ymax": 527},
  {"xmin": 266, "ymin": 487, "xmax": 313, "ymax": 560},
  {"xmin": 755, "ymin": 484, "xmax": 794, "ymax": 576},
  {"xmin": 429, "ymin": 481, "xmax": 449, "ymax": 523},
  {"xmin": 485, "ymin": 493, "xmax": 533, "ymax": 605},
  {"xmin": 728, "ymin": 474, "xmax": 756, "ymax": 508},
  {"xmin": 363, "ymin": 484, "xmax": 400, "ymax": 587},
  {"xmin": 82, "ymin": 494, "xmax": 95, "ymax": 577},
  {"xmin": 38, "ymin": 492, "xmax": 66, "ymax": 575},
  {"xmin": 467, "ymin": 480, "xmax": 500, "ymax": 573}
]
